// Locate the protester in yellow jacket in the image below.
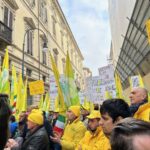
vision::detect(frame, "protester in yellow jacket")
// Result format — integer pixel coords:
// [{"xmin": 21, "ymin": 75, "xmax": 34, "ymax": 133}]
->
[
  {"xmin": 129, "ymin": 87, "xmax": 150, "ymax": 121},
  {"xmin": 134, "ymin": 102, "xmax": 150, "ymax": 121},
  {"xmin": 76, "ymin": 110, "xmax": 103, "ymax": 150},
  {"xmin": 50, "ymin": 106, "xmax": 86, "ymax": 150}
]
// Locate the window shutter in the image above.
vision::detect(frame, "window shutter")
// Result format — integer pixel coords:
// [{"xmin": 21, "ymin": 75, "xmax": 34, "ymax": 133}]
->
[
  {"xmin": 4, "ymin": 6, "xmax": 8, "ymax": 26},
  {"xmin": 9, "ymin": 11, "xmax": 13, "ymax": 29},
  {"xmin": 27, "ymin": 31, "xmax": 30, "ymax": 53},
  {"xmin": 29, "ymin": 31, "xmax": 33, "ymax": 55}
]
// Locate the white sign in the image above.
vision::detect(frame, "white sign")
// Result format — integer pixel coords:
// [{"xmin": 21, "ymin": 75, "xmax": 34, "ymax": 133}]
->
[
  {"xmin": 130, "ymin": 75, "xmax": 141, "ymax": 88},
  {"xmin": 85, "ymin": 65, "xmax": 116, "ymax": 104}
]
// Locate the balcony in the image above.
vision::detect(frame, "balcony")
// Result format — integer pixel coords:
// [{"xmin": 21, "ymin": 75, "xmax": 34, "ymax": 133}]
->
[{"xmin": 0, "ymin": 20, "xmax": 12, "ymax": 47}]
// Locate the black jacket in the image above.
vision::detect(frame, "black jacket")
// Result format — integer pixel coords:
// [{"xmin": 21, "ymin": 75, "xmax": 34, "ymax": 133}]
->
[{"xmin": 13, "ymin": 126, "xmax": 49, "ymax": 150}]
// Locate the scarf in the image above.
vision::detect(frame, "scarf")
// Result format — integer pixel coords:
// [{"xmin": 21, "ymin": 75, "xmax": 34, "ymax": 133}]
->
[{"xmin": 129, "ymin": 100, "xmax": 147, "ymax": 116}]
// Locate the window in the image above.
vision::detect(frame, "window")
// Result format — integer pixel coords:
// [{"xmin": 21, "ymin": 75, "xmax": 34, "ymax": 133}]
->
[
  {"xmin": 3, "ymin": 6, "xmax": 13, "ymax": 29},
  {"xmin": 39, "ymin": 0, "xmax": 47, "ymax": 23},
  {"xmin": 26, "ymin": 0, "xmax": 35, "ymax": 7},
  {"xmin": 42, "ymin": 51, "xmax": 46, "ymax": 65},
  {"xmin": 53, "ymin": 49, "xmax": 58, "ymax": 66},
  {"xmin": 52, "ymin": 17, "xmax": 56, "ymax": 37},
  {"xmin": 26, "ymin": 68, "xmax": 32, "ymax": 77},
  {"xmin": 42, "ymin": 75, "xmax": 46, "ymax": 82},
  {"xmin": 27, "ymin": 88, "xmax": 33, "ymax": 105},
  {"xmin": 67, "ymin": 41, "xmax": 69, "ymax": 52},
  {"xmin": 0, "ymin": 56, "xmax": 4, "ymax": 66},
  {"xmin": 26, "ymin": 29, "xmax": 33, "ymax": 55},
  {"xmin": 62, "ymin": 58, "xmax": 65, "ymax": 74},
  {"xmin": 71, "ymin": 49, "xmax": 73, "ymax": 63},
  {"xmin": 61, "ymin": 31, "xmax": 64, "ymax": 49},
  {"xmin": 41, "ymin": 39, "xmax": 46, "ymax": 65}
]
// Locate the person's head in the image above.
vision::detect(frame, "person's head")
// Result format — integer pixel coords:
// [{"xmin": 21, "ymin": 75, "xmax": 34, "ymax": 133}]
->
[
  {"xmin": 19, "ymin": 111, "xmax": 27, "ymax": 122},
  {"xmin": 66, "ymin": 106, "xmax": 80, "ymax": 122},
  {"xmin": 94, "ymin": 104, "xmax": 99, "ymax": 110},
  {"xmin": 87, "ymin": 110, "xmax": 101, "ymax": 132},
  {"xmin": 129, "ymin": 87, "xmax": 148, "ymax": 105},
  {"xmin": 0, "ymin": 94, "xmax": 11, "ymax": 150},
  {"xmin": 111, "ymin": 118, "xmax": 150, "ymax": 150},
  {"xmin": 10, "ymin": 115, "xmax": 16, "ymax": 123},
  {"xmin": 52, "ymin": 108, "xmax": 59, "ymax": 119},
  {"xmin": 27, "ymin": 109, "xmax": 44, "ymax": 130},
  {"xmin": 81, "ymin": 107, "xmax": 90, "ymax": 117},
  {"xmin": 99, "ymin": 99, "xmax": 131, "ymax": 137}
]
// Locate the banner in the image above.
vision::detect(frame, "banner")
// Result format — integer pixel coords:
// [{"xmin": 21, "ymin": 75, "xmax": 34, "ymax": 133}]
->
[
  {"xmin": 146, "ymin": 19, "xmax": 150, "ymax": 44},
  {"xmin": 29, "ymin": 80, "xmax": 44, "ymax": 95}
]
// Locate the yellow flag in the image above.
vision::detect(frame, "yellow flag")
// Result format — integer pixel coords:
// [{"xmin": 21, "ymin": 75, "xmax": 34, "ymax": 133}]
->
[
  {"xmin": 115, "ymin": 72, "xmax": 123, "ymax": 99},
  {"xmin": 54, "ymin": 95, "xmax": 59, "ymax": 111},
  {"xmin": 146, "ymin": 19, "xmax": 150, "ymax": 44},
  {"xmin": 0, "ymin": 49, "xmax": 10, "ymax": 94},
  {"xmin": 10, "ymin": 65, "xmax": 18, "ymax": 109},
  {"xmin": 43, "ymin": 93, "xmax": 50, "ymax": 112},
  {"xmin": 105, "ymin": 90, "xmax": 112, "ymax": 99},
  {"xmin": 50, "ymin": 53, "xmax": 66, "ymax": 112},
  {"xmin": 82, "ymin": 98, "xmax": 90, "ymax": 111},
  {"xmin": 16, "ymin": 74, "xmax": 27, "ymax": 117},
  {"xmin": 138, "ymin": 73, "xmax": 144, "ymax": 87},
  {"xmin": 138, "ymin": 73, "xmax": 150, "ymax": 101},
  {"xmin": 90, "ymin": 101, "xmax": 94, "ymax": 112},
  {"xmin": 38, "ymin": 95, "xmax": 44, "ymax": 110},
  {"xmin": 65, "ymin": 51, "xmax": 80, "ymax": 106}
]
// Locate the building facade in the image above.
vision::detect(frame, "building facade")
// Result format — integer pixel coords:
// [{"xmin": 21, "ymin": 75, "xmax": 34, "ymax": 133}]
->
[
  {"xmin": 109, "ymin": 0, "xmax": 150, "ymax": 97},
  {"xmin": 0, "ymin": 0, "xmax": 84, "ymax": 105},
  {"xmin": 82, "ymin": 67, "xmax": 92, "ymax": 91}
]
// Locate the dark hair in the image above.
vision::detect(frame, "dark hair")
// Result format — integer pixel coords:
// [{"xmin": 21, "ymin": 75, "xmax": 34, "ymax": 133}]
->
[
  {"xmin": 100, "ymin": 99, "xmax": 131, "ymax": 122},
  {"xmin": 110, "ymin": 118, "xmax": 150, "ymax": 150},
  {"xmin": 94, "ymin": 104, "xmax": 99, "ymax": 110},
  {"xmin": 0, "ymin": 94, "xmax": 11, "ymax": 149},
  {"xmin": 10, "ymin": 115, "xmax": 16, "ymax": 122}
]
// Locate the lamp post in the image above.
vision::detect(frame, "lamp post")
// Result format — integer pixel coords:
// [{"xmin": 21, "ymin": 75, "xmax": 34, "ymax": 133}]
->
[{"xmin": 22, "ymin": 28, "xmax": 48, "ymax": 79}]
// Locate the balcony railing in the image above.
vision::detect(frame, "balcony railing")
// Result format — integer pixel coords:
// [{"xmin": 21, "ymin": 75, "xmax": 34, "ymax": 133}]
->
[{"xmin": 0, "ymin": 20, "xmax": 12, "ymax": 45}]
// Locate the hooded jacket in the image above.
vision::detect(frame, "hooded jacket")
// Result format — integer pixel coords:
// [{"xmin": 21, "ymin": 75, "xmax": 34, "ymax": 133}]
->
[
  {"xmin": 76, "ymin": 127, "xmax": 103, "ymax": 150},
  {"xmin": 61, "ymin": 118, "xmax": 86, "ymax": 150},
  {"xmin": 134, "ymin": 102, "xmax": 150, "ymax": 121}
]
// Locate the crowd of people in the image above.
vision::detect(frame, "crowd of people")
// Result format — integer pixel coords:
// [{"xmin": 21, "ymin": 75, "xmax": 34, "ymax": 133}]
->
[{"xmin": 0, "ymin": 87, "xmax": 150, "ymax": 150}]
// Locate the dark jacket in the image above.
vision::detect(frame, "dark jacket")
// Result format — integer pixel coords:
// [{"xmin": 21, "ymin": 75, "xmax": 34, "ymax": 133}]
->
[
  {"xmin": 13, "ymin": 126, "xmax": 49, "ymax": 150},
  {"xmin": 44, "ymin": 119, "xmax": 54, "ymax": 150}
]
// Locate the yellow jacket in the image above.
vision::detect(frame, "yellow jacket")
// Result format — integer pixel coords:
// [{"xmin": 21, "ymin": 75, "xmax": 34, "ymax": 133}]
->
[
  {"xmin": 134, "ymin": 103, "xmax": 150, "ymax": 122},
  {"xmin": 76, "ymin": 127, "xmax": 103, "ymax": 150},
  {"xmin": 97, "ymin": 131, "xmax": 111, "ymax": 150},
  {"xmin": 61, "ymin": 118, "xmax": 86, "ymax": 150}
]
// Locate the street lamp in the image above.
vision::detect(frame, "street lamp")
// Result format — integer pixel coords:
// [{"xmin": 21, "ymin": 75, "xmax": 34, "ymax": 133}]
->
[{"xmin": 22, "ymin": 28, "xmax": 48, "ymax": 79}]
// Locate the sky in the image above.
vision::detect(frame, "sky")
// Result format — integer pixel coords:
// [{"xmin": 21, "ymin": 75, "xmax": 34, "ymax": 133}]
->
[{"xmin": 59, "ymin": 0, "xmax": 111, "ymax": 76}]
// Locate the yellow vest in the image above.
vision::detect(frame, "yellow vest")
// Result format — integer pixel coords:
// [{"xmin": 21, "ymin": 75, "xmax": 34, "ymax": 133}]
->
[{"xmin": 61, "ymin": 118, "xmax": 86, "ymax": 150}]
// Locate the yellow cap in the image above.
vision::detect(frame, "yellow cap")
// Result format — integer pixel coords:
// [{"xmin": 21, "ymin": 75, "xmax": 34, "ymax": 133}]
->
[
  {"xmin": 87, "ymin": 110, "xmax": 101, "ymax": 119},
  {"xmin": 54, "ymin": 108, "xmax": 60, "ymax": 113},
  {"xmin": 31, "ymin": 109, "xmax": 43, "ymax": 114},
  {"xmin": 68, "ymin": 106, "xmax": 80, "ymax": 117},
  {"xmin": 28, "ymin": 109, "xmax": 44, "ymax": 125},
  {"xmin": 82, "ymin": 105, "xmax": 90, "ymax": 111}
]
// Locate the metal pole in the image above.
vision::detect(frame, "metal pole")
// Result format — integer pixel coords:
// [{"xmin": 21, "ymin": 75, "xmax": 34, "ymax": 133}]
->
[
  {"xmin": 22, "ymin": 28, "xmax": 47, "ymax": 79},
  {"xmin": 22, "ymin": 29, "xmax": 32, "ymax": 79},
  {"xmin": 22, "ymin": 42, "xmax": 25, "ymax": 79},
  {"xmin": 38, "ymin": 0, "xmax": 40, "ymax": 80}
]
